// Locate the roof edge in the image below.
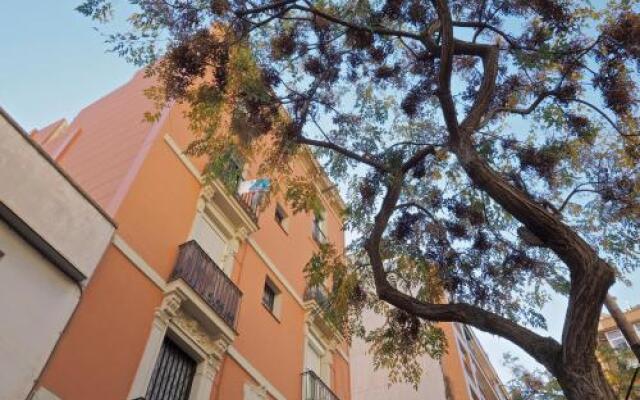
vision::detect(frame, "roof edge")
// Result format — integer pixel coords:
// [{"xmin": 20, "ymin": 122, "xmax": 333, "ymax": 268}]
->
[{"xmin": 0, "ymin": 105, "xmax": 117, "ymax": 227}]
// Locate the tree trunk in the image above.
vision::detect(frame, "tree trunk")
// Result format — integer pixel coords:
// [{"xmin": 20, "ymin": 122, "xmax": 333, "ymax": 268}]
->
[{"xmin": 557, "ymin": 360, "xmax": 617, "ymax": 400}]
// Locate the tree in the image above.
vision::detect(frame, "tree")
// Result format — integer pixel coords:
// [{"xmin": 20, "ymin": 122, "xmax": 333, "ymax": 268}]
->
[
  {"xmin": 77, "ymin": 0, "xmax": 640, "ymax": 398},
  {"xmin": 503, "ymin": 353, "xmax": 565, "ymax": 400},
  {"xmin": 503, "ymin": 347, "xmax": 640, "ymax": 399},
  {"xmin": 598, "ymin": 346, "xmax": 640, "ymax": 399}
]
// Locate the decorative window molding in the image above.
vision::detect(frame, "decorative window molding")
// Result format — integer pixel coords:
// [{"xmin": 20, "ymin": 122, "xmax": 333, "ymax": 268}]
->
[
  {"xmin": 303, "ymin": 325, "xmax": 334, "ymax": 391},
  {"xmin": 128, "ymin": 286, "xmax": 233, "ymax": 400}
]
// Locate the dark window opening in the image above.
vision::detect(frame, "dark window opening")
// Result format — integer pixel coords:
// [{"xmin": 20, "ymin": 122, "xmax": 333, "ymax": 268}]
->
[
  {"xmin": 275, "ymin": 204, "xmax": 288, "ymax": 231},
  {"xmin": 262, "ymin": 280, "xmax": 277, "ymax": 312},
  {"xmin": 312, "ymin": 212, "xmax": 327, "ymax": 244},
  {"xmin": 146, "ymin": 337, "xmax": 196, "ymax": 400}
]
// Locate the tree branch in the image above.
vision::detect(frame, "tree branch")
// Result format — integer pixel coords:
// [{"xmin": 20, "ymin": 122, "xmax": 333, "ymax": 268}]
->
[{"xmin": 366, "ymin": 178, "xmax": 562, "ymax": 370}]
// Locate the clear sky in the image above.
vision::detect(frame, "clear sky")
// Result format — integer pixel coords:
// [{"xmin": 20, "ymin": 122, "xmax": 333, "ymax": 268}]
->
[{"xmin": 1, "ymin": 0, "xmax": 638, "ymax": 384}]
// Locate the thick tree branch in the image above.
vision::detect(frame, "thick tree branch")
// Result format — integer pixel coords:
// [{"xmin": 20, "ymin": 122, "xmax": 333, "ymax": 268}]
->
[{"xmin": 365, "ymin": 176, "xmax": 562, "ymax": 370}]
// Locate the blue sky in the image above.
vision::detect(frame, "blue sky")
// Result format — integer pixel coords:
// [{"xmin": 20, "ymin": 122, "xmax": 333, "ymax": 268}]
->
[
  {"xmin": 1, "ymin": 0, "xmax": 638, "ymax": 383},
  {"xmin": 0, "ymin": 0, "xmax": 137, "ymax": 130}
]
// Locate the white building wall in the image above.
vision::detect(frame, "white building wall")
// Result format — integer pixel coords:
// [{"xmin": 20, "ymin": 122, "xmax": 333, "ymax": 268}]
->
[
  {"xmin": 0, "ymin": 112, "xmax": 114, "ymax": 279},
  {"xmin": 0, "ymin": 220, "xmax": 80, "ymax": 400},
  {"xmin": 0, "ymin": 109, "xmax": 115, "ymax": 399},
  {"xmin": 351, "ymin": 309, "xmax": 448, "ymax": 400}
]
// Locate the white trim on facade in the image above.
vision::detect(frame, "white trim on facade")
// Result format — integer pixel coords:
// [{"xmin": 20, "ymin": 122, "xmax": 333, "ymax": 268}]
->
[
  {"xmin": 31, "ymin": 387, "xmax": 62, "ymax": 400},
  {"xmin": 227, "ymin": 346, "xmax": 287, "ymax": 400},
  {"xmin": 112, "ymin": 234, "xmax": 167, "ymax": 291}
]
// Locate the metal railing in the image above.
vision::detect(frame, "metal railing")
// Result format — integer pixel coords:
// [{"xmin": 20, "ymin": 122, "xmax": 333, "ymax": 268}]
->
[
  {"xmin": 302, "ymin": 370, "xmax": 340, "ymax": 400},
  {"xmin": 303, "ymin": 285, "xmax": 330, "ymax": 308},
  {"xmin": 171, "ymin": 240, "xmax": 242, "ymax": 329},
  {"xmin": 235, "ymin": 189, "xmax": 263, "ymax": 222}
]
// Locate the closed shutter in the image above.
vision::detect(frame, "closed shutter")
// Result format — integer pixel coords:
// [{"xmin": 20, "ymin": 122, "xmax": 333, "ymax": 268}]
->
[
  {"xmin": 191, "ymin": 214, "xmax": 230, "ymax": 273},
  {"xmin": 146, "ymin": 338, "xmax": 197, "ymax": 400}
]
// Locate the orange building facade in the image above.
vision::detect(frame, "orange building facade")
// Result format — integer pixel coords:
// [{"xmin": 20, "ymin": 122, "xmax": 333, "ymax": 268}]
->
[
  {"xmin": 440, "ymin": 323, "xmax": 509, "ymax": 400},
  {"xmin": 30, "ymin": 71, "xmax": 350, "ymax": 400}
]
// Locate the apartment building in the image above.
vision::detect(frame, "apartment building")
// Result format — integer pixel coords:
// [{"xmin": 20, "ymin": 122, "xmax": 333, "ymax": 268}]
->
[
  {"xmin": 598, "ymin": 304, "xmax": 640, "ymax": 399},
  {"xmin": 599, "ymin": 305, "xmax": 640, "ymax": 352},
  {"xmin": 28, "ymin": 70, "xmax": 350, "ymax": 400},
  {"xmin": 351, "ymin": 308, "xmax": 508, "ymax": 400},
  {"xmin": 0, "ymin": 107, "xmax": 115, "ymax": 399},
  {"xmin": 350, "ymin": 309, "xmax": 448, "ymax": 400},
  {"xmin": 441, "ymin": 323, "xmax": 509, "ymax": 400}
]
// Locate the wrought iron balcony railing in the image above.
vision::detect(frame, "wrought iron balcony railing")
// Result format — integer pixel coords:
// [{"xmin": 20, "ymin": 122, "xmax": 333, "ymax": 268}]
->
[
  {"xmin": 302, "ymin": 370, "xmax": 340, "ymax": 400},
  {"xmin": 171, "ymin": 241, "xmax": 242, "ymax": 329},
  {"xmin": 303, "ymin": 285, "xmax": 330, "ymax": 308}
]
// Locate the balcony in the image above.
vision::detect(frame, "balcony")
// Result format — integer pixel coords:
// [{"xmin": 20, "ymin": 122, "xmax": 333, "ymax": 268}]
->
[
  {"xmin": 302, "ymin": 370, "xmax": 339, "ymax": 400},
  {"xmin": 304, "ymin": 285, "xmax": 330, "ymax": 308},
  {"xmin": 170, "ymin": 241, "xmax": 242, "ymax": 329}
]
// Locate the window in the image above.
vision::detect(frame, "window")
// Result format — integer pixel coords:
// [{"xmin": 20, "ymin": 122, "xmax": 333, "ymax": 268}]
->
[
  {"xmin": 262, "ymin": 278, "xmax": 280, "ymax": 316},
  {"xmin": 191, "ymin": 214, "xmax": 230, "ymax": 274},
  {"xmin": 274, "ymin": 203, "xmax": 289, "ymax": 232},
  {"xmin": 312, "ymin": 211, "xmax": 328, "ymax": 244},
  {"xmin": 606, "ymin": 329, "xmax": 629, "ymax": 349},
  {"xmin": 146, "ymin": 338, "xmax": 196, "ymax": 400},
  {"xmin": 305, "ymin": 334, "xmax": 330, "ymax": 385}
]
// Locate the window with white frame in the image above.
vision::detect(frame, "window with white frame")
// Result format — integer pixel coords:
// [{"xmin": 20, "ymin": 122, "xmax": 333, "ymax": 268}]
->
[
  {"xmin": 274, "ymin": 203, "xmax": 289, "ymax": 232},
  {"xmin": 312, "ymin": 211, "xmax": 328, "ymax": 244},
  {"xmin": 190, "ymin": 213, "xmax": 232, "ymax": 274},
  {"xmin": 261, "ymin": 277, "xmax": 281, "ymax": 318},
  {"xmin": 305, "ymin": 333, "xmax": 331, "ymax": 385},
  {"xmin": 605, "ymin": 329, "xmax": 629, "ymax": 349}
]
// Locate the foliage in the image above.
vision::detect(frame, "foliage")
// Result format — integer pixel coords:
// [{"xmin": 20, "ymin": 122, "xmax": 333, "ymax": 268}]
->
[
  {"xmin": 504, "ymin": 348, "xmax": 640, "ymax": 399},
  {"xmin": 78, "ymin": 0, "xmax": 640, "ymax": 396},
  {"xmin": 598, "ymin": 346, "xmax": 640, "ymax": 399},
  {"xmin": 504, "ymin": 353, "xmax": 565, "ymax": 400}
]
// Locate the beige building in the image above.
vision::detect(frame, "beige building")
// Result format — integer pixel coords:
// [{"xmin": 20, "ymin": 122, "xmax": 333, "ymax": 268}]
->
[
  {"xmin": 351, "ymin": 311, "xmax": 509, "ymax": 400},
  {"xmin": 350, "ymin": 310, "xmax": 448, "ymax": 400},
  {"xmin": 443, "ymin": 323, "xmax": 510, "ymax": 400},
  {"xmin": 0, "ymin": 107, "xmax": 115, "ymax": 399},
  {"xmin": 598, "ymin": 305, "xmax": 640, "ymax": 352}
]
